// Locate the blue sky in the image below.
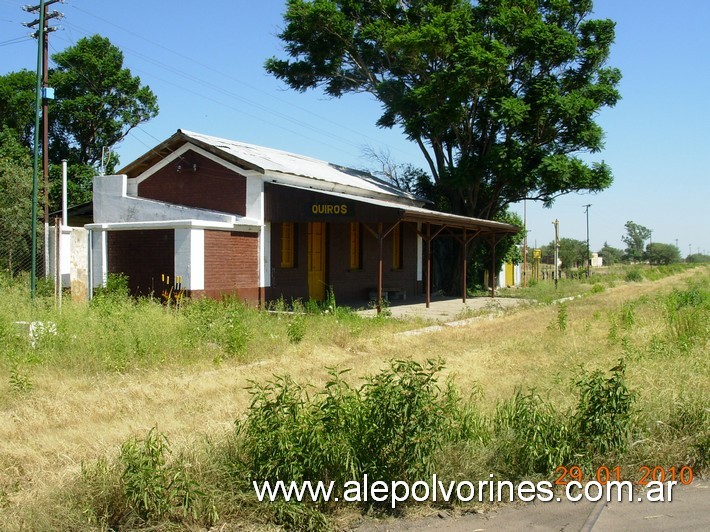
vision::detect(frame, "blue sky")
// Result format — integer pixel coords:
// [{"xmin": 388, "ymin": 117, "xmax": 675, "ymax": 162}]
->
[{"xmin": 1, "ymin": 0, "xmax": 708, "ymax": 255}]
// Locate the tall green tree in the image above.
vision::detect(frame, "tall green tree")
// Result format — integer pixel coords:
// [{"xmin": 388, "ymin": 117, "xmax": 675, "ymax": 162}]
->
[
  {"xmin": 544, "ymin": 237, "xmax": 586, "ymax": 270},
  {"xmin": 647, "ymin": 242, "xmax": 680, "ymax": 266},
  {"xmin": 0, "ymin": 35, "xmax": 158, "ymax": 207},
  {"xmin": 599, "ymin": 240, "xmax": 623, "ymax": 266},
  {"xmin": 558, "ymin": 237, "xmax": 587, "ymax": 270},
  {"xmin": 622, "ymin": 221, "xmax": 651, "ymax": 263},
  {"xmin": 0, "ymin": 129, "xmax": 34, "ymax": 274},
  {"xmin": 50, "ymin": 35, "xmax": 159, "ymax": 170},
  {"xmin": 266, "ymin": 0, "xmax": 620, "ymax": 220},
  {"xmin": 0, "ymin": 70, "xmax": 36, "ymax": 147}
]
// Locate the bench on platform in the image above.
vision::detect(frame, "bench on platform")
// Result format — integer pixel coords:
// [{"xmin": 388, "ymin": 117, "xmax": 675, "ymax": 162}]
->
[{"xmin": 368, "ymin": 287, "xmax": 407, "ymax": 301}]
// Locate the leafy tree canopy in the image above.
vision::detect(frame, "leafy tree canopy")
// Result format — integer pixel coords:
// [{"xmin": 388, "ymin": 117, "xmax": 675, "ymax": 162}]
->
[
  {"xmin": 0, "ymin": 70, "xmax": 36, "ymax": 147},
  {"xmin": 598, "ymin": 240, "xmax": 623, "ymax": 266},
  {"xmin": 557, "ymin": 237, "xmax": 586, "ymax": 269},
  {"xmin": 50, "ymin": 35, "xmax": 159, "ymax": 169},
  {"xmin": 267, "ymin": 0, "xmax": 621, "ymax": 220},
  {"xmin": 686, "ymin": 253, "xmax": 710, "ymax": 264},
  {"xmin": 647, "ymin": 242, "xmax": 680, "ymax": 266},
  {"xmin": 0, "ymin": 35, "xmax": 158, "ymax": 207},
  {"xmin": 622, "ymin": 220, "xmax": 650, "ymax": 263},
  {"xmin": 540, "ymin": 237, "xmax": 586, "ymax": 269},
  {"xmin": 0, "ymin": 129, "xmax": 34, "ymax": 273}
]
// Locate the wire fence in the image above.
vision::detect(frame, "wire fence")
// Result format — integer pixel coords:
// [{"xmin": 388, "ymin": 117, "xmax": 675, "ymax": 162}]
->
[{"xmin": 0, "ymin": 221, "xmax": 46, "ymax": 278}]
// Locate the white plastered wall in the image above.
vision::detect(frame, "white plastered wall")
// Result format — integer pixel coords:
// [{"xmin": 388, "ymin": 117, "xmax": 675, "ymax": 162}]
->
[
  {"xmin": 174, "ymin": 228, "xmax": 205, "ymax": 291},
  {"xmin": 90, "ymin": 149, "xmax": 270, "ymax": 293}
]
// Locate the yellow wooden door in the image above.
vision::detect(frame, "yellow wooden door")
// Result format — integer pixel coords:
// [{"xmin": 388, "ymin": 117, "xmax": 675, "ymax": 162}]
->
[
  {"xmin": 505, "ymin": 262, "xmax": 515, "ymax": 287},
  {"xmin": 308, "ymin": 222, "xmax": 326, "ymax": 301}
]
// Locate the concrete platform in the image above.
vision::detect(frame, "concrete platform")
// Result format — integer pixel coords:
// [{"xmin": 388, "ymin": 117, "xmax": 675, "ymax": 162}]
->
[{"xmin": 357, "ymin": 294, "xmax": 529, "ymax": 323}]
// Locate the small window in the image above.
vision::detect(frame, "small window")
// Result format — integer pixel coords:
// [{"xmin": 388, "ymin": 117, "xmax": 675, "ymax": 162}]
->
[
  {"xmin": 349, "ymin": 222, "xmax": 361, "ymax": 270},
  {"xmin": 392, "ymin": 224, "xmax": 402, "ymax": 270},
  {"xmin": 281, "ymin": 222, "xmax": 295, "ymax": 268}
]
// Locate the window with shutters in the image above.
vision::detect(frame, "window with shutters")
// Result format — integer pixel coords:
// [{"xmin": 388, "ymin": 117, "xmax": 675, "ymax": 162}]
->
[
  {"xmin": 349, "ymin": 222, "xmax": 361, "ymax": 270},
  {"xmin": 392, "ymin": 224, "xmax": 402, "ymax": 270},
  {"xmin": 281, "ymin": 222, "xmax": 295, "ymax": 268}
]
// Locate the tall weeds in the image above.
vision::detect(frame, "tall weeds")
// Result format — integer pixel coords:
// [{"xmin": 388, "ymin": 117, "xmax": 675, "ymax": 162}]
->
[{"xmin": 236, "ymin": 359, "xmax": 455, "ymax": 496}]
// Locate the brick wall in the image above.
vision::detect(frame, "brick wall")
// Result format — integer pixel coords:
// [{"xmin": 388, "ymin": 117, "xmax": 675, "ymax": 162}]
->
[
  {"xmin": 266, "ymin": 222, "xmax": 309, "ymax": 302},
  {"xmin": 138, "ymin": 149, "xmax": 247, "ymax": 215},
  {"xmin": 107, "ymin": 229, "xmax": 174, "ymax": 296},
  {"xmin": 202, "ymin": 230, "xmax": 259, "ymax": 303},
  {"xmin": 328, "ymin": 222, "xmax": 418, "ymax": 303},
  {"xmin": 266, "ymin": 221, "xmax": 419, "ymax": 304}
]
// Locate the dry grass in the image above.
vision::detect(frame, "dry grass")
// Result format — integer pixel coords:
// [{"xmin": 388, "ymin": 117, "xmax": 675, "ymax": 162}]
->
[{"xmin": 0, "ymin": 266, "xmax": 707, "ymax": 529}]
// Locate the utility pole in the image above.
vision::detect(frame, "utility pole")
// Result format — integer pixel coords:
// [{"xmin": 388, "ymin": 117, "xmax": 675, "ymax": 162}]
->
[
  {"xmin": 23, "ymin": 0, "xmax": 62, "ymax": 292},
  {"xmin": 649, "ymin": 229, "xmax": 653, "ymax": 264},
  {"xmin": 552, "ymin": 219, "xmax": 559, "ymax": 290},
  {"xmin": 523, "ymin": 200, "xmax": 527, "ymax": 287},
  {"xmin": 583, "ymin": 204, "xmax": 591, "ymax": 278}
]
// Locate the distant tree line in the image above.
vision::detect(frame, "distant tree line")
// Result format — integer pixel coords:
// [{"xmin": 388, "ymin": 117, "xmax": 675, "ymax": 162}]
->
[{"xmin": 533, "ymin": 220, "xmax": 686, "ymax": 271}]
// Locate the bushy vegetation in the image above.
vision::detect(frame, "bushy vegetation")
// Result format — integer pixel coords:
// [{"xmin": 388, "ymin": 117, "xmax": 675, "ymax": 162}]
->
[
  {"xmin": 500, "ymin": 263, "xmax": 693, "ymax": 304},
  {"xmin": 64, "ymin": 338, "xmax": 706, "ymax": 530},
  {"xmin": 0, "ymin": 272, "xmax": 416, "ymax": 381},
  {"xmin": 1, "ymin": 266, "xmax": 708, "ymax": 530}
]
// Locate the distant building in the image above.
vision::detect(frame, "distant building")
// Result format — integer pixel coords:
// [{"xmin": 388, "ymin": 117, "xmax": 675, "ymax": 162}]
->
[{"xmin": 591, "ymin": 252, "xmax": 603, "ymax": 268}]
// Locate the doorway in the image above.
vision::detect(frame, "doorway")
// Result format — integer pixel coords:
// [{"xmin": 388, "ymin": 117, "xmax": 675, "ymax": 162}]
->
[{"xmin": 307, "ymin": 222, "xmax": 326, "ymax": 300}]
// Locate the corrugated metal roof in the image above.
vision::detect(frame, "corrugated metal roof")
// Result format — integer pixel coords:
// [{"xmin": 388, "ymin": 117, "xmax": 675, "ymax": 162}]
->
[
  {"xmin": 121, "ymin": 129, "xmax": 423, "ymax": 205},
  {"xmin": 118, "ymin": 129, "xmax": 518, "ymax": 234},
  {"xmin": 180, "ymin": 130, "xmax": 425, "ymax": 204}
]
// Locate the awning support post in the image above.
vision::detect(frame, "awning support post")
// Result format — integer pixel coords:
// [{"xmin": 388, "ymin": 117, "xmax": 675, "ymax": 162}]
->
[
  {"xmin": 363, "ymin": 221, "xmax": 399, "ymax": 315},
  {"xmin": 377, "ymin": 222, "xmax": 383, "ymax": 314},
  {"xmin": 426, "ymin": 222, "xmax": 431, "ymax": 308},
  {"xmin": 462, "ymin": 228, "xmax": 467, "ymax": 303},
  {"xmin": 491, "ymin": 233, "xmax": 497, "ymax": 298}
]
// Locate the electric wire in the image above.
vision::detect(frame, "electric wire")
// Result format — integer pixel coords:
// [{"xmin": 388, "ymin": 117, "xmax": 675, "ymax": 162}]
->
[
  {"xmin": 62, "ymin": 1, "xmax": 417, "ymax": 161},
  {"xmin": 53, "ymin": 20, "xmax": 369, "ymax": 162},
  {"xmin": 6, "ymin": 1, "xmax": 421, "ymax": 176}
]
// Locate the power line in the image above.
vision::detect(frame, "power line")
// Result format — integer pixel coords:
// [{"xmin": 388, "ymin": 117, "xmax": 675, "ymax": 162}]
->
[
  {"xmin": 54, "ymin": 21, "xmax": 370, "ymax": 162},
  {"xmin": 58, "ymin": 20, "xmax": 367, "ymax": 148},
  {"xmin": 62, "ymin": 2, "xmax": 418, "ymax": 162},
  {"xmin": 0, "ymin": 35, "xmax": 32, "ymax": 46}
]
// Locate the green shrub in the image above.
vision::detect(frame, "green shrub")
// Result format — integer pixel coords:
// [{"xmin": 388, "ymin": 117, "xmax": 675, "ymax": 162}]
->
[
  {"xmin": 619, "ymin": 301, "xmax": 636, "ymax": 329},
  {"xmin": 492, "ymin": 391, "xmax": 573, "ymax": 478},
  {"xmin": 625, "ymin": 268, "xmax": 644, "ymax": 282},
  {"xmin": 120, "ymin": 429, "xmax": 202, "ymax": 523},
  {"xmin": 548, "ymin": 302, "xmax": 568, "ymax": 331},
  {"xmin": 92, "ymin": 273, "xmax": 130, "ymax": 302},
  {"xmin": 573, "ymin": 360, "xmax": 635, "ymax": 458},
  {"xmin": 664, "ymin": 283, "xmax": 710, "ymax": 351},
  {"xmin": 237, "ymin": 359, "xmax": 456, "ymax": 504},
  {"xmin": 181, "ymin": 297, "xmax": 254, "ymax": 357},
  {"xmin": 287, "ymin": 315, "xmax": 306, "ymax": 344},
  {"xmin": 9, "ymin": 365, "xmax": 33, "ymax": 392},
  {"xmin": 356, "ymin": 359, "xmax": 454, "ymax": 482}
]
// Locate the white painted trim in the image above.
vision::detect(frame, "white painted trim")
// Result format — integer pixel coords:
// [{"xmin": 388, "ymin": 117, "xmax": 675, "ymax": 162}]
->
[
  {"xmin": 132, "ymin": 143, "xmax": 263, "ymax": 187},
  {"xmin": 86, "ymin": 219, "xmax": 261, "ymax": 232},
  {"xmin": 174, "ymin": 229, "xmax": 205, "ymax": 291},
  {"xmin": 191, "ymin": 230, "xmax": 205, "ymax": 291},
  {"xmin": 261, "ymin": 223, "xmax": 271, "ymax": 287},
  {"xmin": 416, "ymin": 222, "xmax": 423, "ymax": 282},
  {"xmin": 101, "ymin": 230, "xmax": 108, "ymax": 286}
]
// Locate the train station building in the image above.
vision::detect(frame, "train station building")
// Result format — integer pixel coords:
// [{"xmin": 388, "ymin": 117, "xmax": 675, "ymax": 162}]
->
[{"xmin": 87, "ymin": 130, "xmax": 518, "ymax": 307}]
